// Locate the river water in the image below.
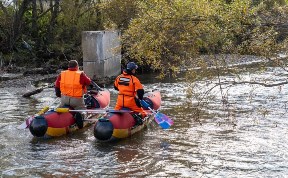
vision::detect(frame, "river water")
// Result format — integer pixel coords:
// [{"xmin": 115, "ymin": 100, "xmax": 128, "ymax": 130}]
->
[{"xmin": 1, "ymin": 66, "xmax": 288, "ymax": 177}]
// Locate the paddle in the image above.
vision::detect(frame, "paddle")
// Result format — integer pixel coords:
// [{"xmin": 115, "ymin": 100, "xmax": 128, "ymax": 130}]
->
[
  {"xmin": 140, "ymin": 100, "xmax": 174, "ymax": 129},
  {"xmin": 91, "ymin": 81, "xmax": 104, "ymax": 91},
  {"xmin": 55, "ymin": 108, "xmax": 132, "ymax": 114},
  {"xmin": 22, "ymin": 84, "xmax": 54, "ymax": 97},
  {"xmin": 17, "ymin": 98, "xmax": 60, "ymax": 129}
]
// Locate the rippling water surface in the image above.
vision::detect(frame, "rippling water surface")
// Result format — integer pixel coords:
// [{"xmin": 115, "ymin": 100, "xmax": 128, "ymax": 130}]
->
[{"xmin": 1, "ymin": 67, "xmax": 288, "ymax": 177}]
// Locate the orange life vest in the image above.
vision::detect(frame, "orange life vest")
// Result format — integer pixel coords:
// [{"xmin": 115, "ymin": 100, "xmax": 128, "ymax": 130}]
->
[
  {"xmin": 60, "ymin": 70, "xmax": 86, "ymax": 97},
  {"xmin": 115, "ymin": 73, "xmax": 143, "ymax": 97},
  {"xmin": 114, "ymin": 73, "xmax": 146, "ymax": 116}
]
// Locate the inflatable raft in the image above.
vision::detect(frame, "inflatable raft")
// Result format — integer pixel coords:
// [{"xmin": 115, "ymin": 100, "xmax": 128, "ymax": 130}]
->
[
  {"xmin": 28, "ymin": 89, "xmax": 110, "ymax": 137},
  {"xmin": 94, "ymin": 90, "xmax": 161, "ymax": 142}
]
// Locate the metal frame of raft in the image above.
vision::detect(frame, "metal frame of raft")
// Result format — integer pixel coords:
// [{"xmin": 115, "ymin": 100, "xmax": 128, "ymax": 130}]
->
[
  {"xmin": 21, "ymin": 90, "xmax": 172, "ymax": 141},
  {"xmin": 26, "ymin": 89, "xmax": 111, "ymax": 138}
]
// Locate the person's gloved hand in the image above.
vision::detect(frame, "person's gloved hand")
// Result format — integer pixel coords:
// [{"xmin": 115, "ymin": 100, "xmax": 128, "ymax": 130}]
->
[
  {"xmin": 135, "ymin": 98, "xmax": 141, "ymax": 107},
  {"xmin": 88, "ymin": 90, "xmax": 99, "ymax": 95},
  {"xmin": 55, "ymin": 87, "xmax": 61, "ymax": 97},
  {"xmin": 88, "ymin": 84, "xmax": 94, "ymax": 90}
]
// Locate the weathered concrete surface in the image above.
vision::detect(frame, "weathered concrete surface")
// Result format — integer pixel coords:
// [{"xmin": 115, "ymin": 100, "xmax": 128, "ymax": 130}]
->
[{"xmin": 82, "ymin": 31, "xmax": 121, "ymax": 82}]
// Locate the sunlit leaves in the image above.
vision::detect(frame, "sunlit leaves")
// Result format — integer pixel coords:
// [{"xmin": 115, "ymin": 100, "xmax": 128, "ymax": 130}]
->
[
  {"xmin": 116, "ymin": 0, "xmax": 288, "ymax": 78},
  {"xmin": 101, "ymin": 0, "xmax": 288, "ymax": 121},
  {"xmin": 123, "ymin": 0, "xmax": 221, "ymax": 74},
  {"xmin": 100, "ymin": 0, "xmax": 140, "ymax": 30}
]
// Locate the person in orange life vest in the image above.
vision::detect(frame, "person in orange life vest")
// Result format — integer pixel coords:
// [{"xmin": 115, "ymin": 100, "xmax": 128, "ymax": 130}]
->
[
  {"xmin": 54, "ymin": 60, "xmax": 92, "ymax": 110},
  {"xmin": 114, "ymin": 62, "xmax": 147, "ymax": 119}
]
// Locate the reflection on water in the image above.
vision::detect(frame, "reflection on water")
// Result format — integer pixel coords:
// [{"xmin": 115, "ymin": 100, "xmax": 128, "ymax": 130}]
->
[{"xmin": 1, "ymin": 68, "xmax": 288, "ymax": 177}]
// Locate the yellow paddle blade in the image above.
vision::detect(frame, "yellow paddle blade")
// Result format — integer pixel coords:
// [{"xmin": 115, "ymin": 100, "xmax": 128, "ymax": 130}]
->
[
  {"xmin": 37, "ymin": 106, "xmax": 50, "ymax": 115},
  {"xmin": 55, "ymin": 108, "xmax": 70, "ymax": 113}
]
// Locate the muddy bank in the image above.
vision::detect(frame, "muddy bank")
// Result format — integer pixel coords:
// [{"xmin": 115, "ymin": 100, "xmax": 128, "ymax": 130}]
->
[{"xmin": 1, "ymin": 54, "xmax": 281, "ymax": 94}]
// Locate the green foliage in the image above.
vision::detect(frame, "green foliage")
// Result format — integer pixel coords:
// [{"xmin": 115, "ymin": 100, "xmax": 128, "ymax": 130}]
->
[
  {"xmin": 122, "ymin": 0, "xmax": 208, "ymax": 76},
  {"xmin": 100, "ymin": 0, "xmax": 140, "ymax": 30},
  {"xmin": 117, "ymin": 0, "xmax": 288, "ymax": 77},
  {"xmin": 49, "ymin": 0, "xmax": 104, "ymax": 58},
  {"xmin": 0, "ymin": 3, "xmax": 14, "ymax": 53},
  {"xmin": 0, "ymin": 0, "xmax": 287, "ymax": 74},
  {"xmin": 0, "ymin": 0, "xmax": 104, "ymax": 67}
]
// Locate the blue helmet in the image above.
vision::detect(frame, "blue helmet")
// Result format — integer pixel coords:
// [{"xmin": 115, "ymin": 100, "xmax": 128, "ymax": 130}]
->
[{"xmin": 126, "ymin": 62, "xmax": 138, "ymax": 70}]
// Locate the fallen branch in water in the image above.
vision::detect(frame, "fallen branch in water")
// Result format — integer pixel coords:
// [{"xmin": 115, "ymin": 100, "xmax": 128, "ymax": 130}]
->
[{"xmin": 22, "ymin": 84, "xmax": 54, "ymax": 97}]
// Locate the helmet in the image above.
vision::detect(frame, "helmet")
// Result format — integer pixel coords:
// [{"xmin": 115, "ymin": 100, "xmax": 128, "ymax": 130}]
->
[{"xmin": 126, "ymin": 62, "xmax": 138, "ymax": 70}]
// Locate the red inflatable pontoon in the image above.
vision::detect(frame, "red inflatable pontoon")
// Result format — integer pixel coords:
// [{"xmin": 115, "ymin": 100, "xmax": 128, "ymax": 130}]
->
[
  {"xmin": 93, "ymin": 91, "xmax": 161, "ymax": 141},
  {"xmin": 29, "ymin": 90, "xmax": 110, "ymax": 137}
]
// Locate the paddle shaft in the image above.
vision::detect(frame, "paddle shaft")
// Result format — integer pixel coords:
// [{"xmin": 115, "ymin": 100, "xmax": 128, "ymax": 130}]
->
[
  {"xmin": 140, "ymin": 100, "xmax": 157, "ymax": 114},
  {"xmin": 18, "ymin": 98, "xmax": 60, "ymax": 129},
  {"xmin": 55, "ymin": 108, "xmax": 132, "ymax": 114},
  {"xmin": 141, "ymin": 100, "xmax": 173, "ymax": 129},
  {"xmin": 91, "ymin": 81, "xmax": 103, "ymax": 91},
  {"xmin": 146, "ymin": 106, "xmax": 157, "ymax": 114},
  {"xmin": 65, "ymin": 109, "xmax": 107, "ymax": 113}
]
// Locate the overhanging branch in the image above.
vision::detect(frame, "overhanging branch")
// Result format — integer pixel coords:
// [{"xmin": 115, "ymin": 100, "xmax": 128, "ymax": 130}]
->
[{"xmin": 216, "ymin": 80, "xmax": 288, "ymax": 87}]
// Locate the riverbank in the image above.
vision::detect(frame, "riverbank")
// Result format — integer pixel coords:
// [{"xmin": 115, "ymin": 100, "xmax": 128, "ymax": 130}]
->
[
  {"xmin": 0, "ymin": 72, "xmax": 58, "ymax": 90},
  {"xmin": 1, "ymin": 54, "xmax": 286, "ymax": 93}
]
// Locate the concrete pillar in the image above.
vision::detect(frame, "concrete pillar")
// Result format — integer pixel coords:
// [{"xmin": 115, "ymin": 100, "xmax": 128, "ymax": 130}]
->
[{"xmin": 82, "ymin": 31, "xmax": 121, "ymax": 81}]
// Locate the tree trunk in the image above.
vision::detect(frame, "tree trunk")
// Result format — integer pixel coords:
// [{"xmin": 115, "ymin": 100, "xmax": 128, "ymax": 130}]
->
[
  {"xmin": 12, "ymin": 0, "xmax": 31, "ymax": 51},
  {"xmin": 38, "ymin": 0, "xmax": 43, "ymax": 13},
  {"xmin": 32, "ymin": 0, "xmax": 40, "ymax": 50},
  {"xmin": 47, "ymin": 0, "xmax": 60, "ymax": 45}
]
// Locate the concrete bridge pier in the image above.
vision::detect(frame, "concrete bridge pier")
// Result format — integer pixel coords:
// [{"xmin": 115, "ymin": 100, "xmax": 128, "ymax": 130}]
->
[{"xmin": 82, "ymin": 31, "xmax": 121, "ymax": 84}]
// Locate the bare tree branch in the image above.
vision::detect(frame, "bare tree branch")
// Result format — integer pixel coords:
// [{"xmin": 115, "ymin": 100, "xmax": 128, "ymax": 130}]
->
[
  {"xmin": 231, "ymin": 81, "xmax": 288, "ymax": 87},
  {"xmin": 216, "ymin": 80, "xmax": 288, "ymax": 87}
]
